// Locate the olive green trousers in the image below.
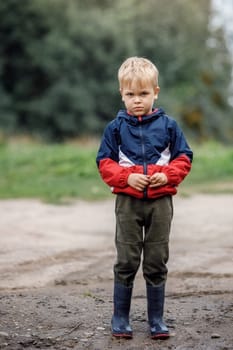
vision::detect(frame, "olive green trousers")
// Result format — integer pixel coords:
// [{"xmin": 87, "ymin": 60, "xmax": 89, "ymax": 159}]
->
[{"xmin": 114, "ymin": 194, "xmax": 173, "ymax": 287}]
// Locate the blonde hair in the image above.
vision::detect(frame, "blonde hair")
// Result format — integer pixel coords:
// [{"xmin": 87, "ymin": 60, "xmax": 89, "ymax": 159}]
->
[{"xmin": 118, "ymin": 57, "xmax": 159, "ymax": 89}]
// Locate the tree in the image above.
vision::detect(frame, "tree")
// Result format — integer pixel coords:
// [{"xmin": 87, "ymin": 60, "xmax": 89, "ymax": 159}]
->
[
  {"xmin": 0, "ymin": 0, "xmax": 232, "ymax": 142},
  {"xmin": 0, "ymin": 0, "xmax": 51, "ymax": 134}
]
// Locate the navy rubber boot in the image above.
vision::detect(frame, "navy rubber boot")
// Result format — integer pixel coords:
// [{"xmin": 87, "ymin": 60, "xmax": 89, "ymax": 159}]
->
[
  {"xmin": 111, "ymin": 283, "xmax": 133, "ymax": 338},
  {"xmin": 147, "ymin": 283, "xmax": 170, "ymax": 340}
]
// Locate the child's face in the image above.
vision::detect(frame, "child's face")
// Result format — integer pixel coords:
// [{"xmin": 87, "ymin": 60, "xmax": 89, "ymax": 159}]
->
[{"xmin": 120, "ymin": 81, "xmax": 160, "ymax": 117}]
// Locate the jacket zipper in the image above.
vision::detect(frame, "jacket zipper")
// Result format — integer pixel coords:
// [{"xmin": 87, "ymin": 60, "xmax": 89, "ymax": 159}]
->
[{"xmin": 138, "ymin": 116, "xmax": 147, "ymax": 199}]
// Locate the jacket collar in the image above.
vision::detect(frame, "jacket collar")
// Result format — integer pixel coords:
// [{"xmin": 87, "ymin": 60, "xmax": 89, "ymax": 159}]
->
[{"xmin": 117, "ymin": 108, "xmax": 165, "ymax": 125}]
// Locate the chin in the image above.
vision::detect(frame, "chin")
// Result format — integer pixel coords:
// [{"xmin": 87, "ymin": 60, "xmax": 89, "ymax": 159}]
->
[{"xmin": 133, "ymin": 110, "xmax": 145, "ymax": 116}]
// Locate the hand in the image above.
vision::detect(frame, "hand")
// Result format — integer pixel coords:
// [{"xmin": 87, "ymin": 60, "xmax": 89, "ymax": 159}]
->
[
  {"xmin": 127, "ymin": 173, "xmax": 151, "ymax": 191},
  {"xmin": 149, "ymin": 172, "xmax": 168, "ymax": 188}
]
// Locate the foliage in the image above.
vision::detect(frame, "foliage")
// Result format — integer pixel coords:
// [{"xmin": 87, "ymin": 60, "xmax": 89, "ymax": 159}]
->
[
  {"xmin": 0, "ymin": 0, "xmax": 232, "ymax": 142},
  {"xmin": 0, "ymin": 141, "xmax": 232, "ymax": 203},
  {"xmin": 0, "ymin": 141, "xmax": 108, "ymax": 202},
  {"xmin": 180, "ymin": 141, "xmax": 233, "ymax": 195}
]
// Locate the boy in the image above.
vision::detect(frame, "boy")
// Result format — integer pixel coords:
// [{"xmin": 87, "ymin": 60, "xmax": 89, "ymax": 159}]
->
[{"xmin": 96, "ymin": 57, "xmax": 193, "ymax": 339}]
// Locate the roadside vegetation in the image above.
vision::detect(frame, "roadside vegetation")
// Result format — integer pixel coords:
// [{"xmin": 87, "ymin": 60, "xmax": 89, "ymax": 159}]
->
[
  {"xmin": 0, "ymin": 140, "xmax": 232, "ymax": 203},
  {"xmin": 179, "ymin": 141, "xmax": 233, "ymax": 196},
  {"xmin": 0, "ymin": 1, "xmax": 232, "ymax": 144}
]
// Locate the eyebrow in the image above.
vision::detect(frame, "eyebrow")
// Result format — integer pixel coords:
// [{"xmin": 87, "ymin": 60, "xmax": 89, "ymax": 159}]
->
[{"xmin": 124, "ymin": 88, "xmax": 151, "ymax": 93}]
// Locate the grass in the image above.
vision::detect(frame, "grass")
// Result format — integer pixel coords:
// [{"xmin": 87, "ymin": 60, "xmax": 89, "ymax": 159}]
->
[
  {"xmin": 179, "ymin": 141, "xmax": 233, "ymax": 195},
  {"xmin": 0, "ymin": 142, "xmax": 109, "ymax": 203},
  {"xmin": 0, "ymin": 140, "xmax": 232, "ymax": 203}
]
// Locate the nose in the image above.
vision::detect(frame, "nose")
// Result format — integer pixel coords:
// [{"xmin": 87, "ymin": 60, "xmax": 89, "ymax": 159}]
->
[{"xmin": 134, "ymin": 95, "xmax": 141, "ymax": 103}]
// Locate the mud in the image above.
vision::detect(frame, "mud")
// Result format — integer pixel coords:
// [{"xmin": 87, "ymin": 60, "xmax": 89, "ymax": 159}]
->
[{"xmin": 0, "ymin": 195, "xmax": 232, "ymax": 349}]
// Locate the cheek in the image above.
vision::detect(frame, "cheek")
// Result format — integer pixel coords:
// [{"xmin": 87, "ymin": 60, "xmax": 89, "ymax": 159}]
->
[{"xmin": 123, "ymin": 98, "xmax": 130, "ymax": 105}]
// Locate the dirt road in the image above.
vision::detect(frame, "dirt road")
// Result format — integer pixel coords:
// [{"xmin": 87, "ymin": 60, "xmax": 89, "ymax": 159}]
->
[{"xmin": 0, "ymin": 195, "xmax": 233, "ymax": 349}]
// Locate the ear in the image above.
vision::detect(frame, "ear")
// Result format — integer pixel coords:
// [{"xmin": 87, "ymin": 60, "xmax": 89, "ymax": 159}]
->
[{"xmin": 154, "ymin": 86, "xmax": 160, "ymax": 100}]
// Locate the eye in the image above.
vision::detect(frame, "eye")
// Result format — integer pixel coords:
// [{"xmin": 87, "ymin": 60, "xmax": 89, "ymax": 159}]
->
[
  {"xmin": 141, "ymin": 91, "xmax": 149, "ymax": 96},
  {"xmin": 125, "ymin": 92, "xmax": 134, "ymax": 97}
]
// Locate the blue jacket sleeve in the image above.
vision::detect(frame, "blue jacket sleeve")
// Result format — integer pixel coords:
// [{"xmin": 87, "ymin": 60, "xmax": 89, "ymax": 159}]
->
[
  {"xmin": 96, "ymin": 121, "xmax": 119, "ymax": 166},
  {"xmin": 169, "ymin": 119, "xmax": 193, "ymax": 162}
]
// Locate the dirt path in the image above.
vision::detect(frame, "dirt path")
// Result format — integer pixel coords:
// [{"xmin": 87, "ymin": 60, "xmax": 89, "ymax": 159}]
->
[{"xmin": 0, "ymin": 195, "xmax": 233, "ymax": 349}]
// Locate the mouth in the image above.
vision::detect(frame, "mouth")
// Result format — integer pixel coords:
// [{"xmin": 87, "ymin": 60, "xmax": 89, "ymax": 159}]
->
[{"xmin": 134, "ymin": 107, "xmax": 144, "ymax": 111}]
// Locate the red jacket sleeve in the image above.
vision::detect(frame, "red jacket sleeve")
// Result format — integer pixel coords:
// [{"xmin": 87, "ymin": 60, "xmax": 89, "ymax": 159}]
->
[
  {"xmin": 98, "ymin": 158, "xmax": 133, "ymax": 188},
  {"xmin": 162, "ymin": 154, "xmax": 192, "ymax": 186}
]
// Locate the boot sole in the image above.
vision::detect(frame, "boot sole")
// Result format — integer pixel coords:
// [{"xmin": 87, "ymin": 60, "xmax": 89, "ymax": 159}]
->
[
  {"xmin": 151, "ymin": 333, "xmax": 170, "ymax": 340},
  {"xmin": 112, "ymin": 333, "xmax": 133, "ymax": 339}
]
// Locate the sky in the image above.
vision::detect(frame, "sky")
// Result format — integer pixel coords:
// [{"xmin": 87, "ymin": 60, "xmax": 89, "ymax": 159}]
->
[
  {"xmin": 212, "ymin": 0, "xmax": 233, "ymax": 103},
  {"xmin": 211, "ymin": 0, "xmax": 233, "ymax": 53}
]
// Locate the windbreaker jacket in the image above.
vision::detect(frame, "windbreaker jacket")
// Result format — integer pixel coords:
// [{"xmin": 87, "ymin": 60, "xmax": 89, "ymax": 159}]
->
[{"xmin": 96, "ymin": 108, "xmax": 193, "ymax": 199}]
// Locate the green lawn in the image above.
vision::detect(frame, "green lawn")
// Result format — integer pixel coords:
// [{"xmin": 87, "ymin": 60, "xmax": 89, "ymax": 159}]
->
[
  {"xmin": 179, "ymin": 141, "xmax": 233, "ymax": 195},
  {"xmin": 0, "ymin": 142, "xmax": 109, "ymax": 203},
  {"xmin": 0, "ymin": 141, "xmax": 232, "ymax": 203}
]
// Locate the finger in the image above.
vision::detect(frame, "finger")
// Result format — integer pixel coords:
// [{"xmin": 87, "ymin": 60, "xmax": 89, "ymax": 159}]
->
[
  {"xmin": 150, "ymin": 176, "xmax": 161, "ymax": 184},
  {"xmin": 149, "ymin": 181, "xmax": 163, "ymax": 188}
]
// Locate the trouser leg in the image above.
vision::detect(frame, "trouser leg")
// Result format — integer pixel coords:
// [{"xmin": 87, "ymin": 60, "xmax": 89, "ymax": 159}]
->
[
  {"xmin": 114, "ymin": 194, "xmax": 144, "ymax": 286},
  {"xmin": 143, "ymin": 196, "xmax": 173, "ymax": 286}
]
